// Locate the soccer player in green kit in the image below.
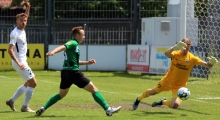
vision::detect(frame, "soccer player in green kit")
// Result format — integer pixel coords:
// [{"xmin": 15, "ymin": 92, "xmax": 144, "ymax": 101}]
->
[{"xmin": 36, "ymin": 26, "xmax": 121, "ymax": 116}]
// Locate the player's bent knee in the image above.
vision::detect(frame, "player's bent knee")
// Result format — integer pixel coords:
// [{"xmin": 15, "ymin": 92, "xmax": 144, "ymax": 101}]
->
[
  {"xmin": 59, "ymin": 92, "xmax": 68, "ymax": 98},
  {"xmin": 149, "ymin": 89, "xmax": 158, "ymax": 95},
  {"xmin": 150, "ymin": 92, "xmax": 158, "ymax": 95},
  {"xmin": 171, "ymin": 103, "xmax": 179, "ymax": 109},
  {"xmin": 28, "ymin": 82, "xmax": 37, "ymax": 88},
  {"xmin": 84, "ymin": 82, "xmax": 98, "ymax": 93},
  {"xmin": 27, "ymin": 78, "xmax": 37, "ymax": 88}
]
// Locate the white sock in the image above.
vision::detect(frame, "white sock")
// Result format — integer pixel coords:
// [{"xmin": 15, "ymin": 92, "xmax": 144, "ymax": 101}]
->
[
  {"xmin": 23, "ymin": 87, "xmax": 34, "ymax": 107},
  {"xmin": 11, "ymin": 85, "xmax": 26, "ymax": 102},
  {"xmin": 107, "ymin": 107, "xmax": 111, "ymax": 111}
]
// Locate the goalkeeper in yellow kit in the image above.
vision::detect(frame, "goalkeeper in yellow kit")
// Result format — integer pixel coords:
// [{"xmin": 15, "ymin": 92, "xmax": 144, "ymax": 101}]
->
[{"xmin": 133, "ymin": 38, "xmax": 218, "ymax": 110}]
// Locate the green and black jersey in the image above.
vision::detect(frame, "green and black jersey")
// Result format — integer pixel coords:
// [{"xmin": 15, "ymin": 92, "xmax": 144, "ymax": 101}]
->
[{"xmin": 62, "ymin": 39, "xmax": 80, "ymax": 70}]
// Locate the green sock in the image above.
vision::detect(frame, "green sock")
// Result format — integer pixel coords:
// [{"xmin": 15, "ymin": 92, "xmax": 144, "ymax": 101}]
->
[
  {"xmin": 92, "ymin": 91, "xmax": 110, "ymax": 110},
  {"xmin": 43, "ymin": 94, "xmax": 61, "ymax": 110}
]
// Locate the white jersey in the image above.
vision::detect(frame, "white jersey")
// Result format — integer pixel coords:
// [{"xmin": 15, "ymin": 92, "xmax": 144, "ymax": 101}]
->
[{"xmin": 9, "ymin": 27, "xmax": 27, "ymax": 62}]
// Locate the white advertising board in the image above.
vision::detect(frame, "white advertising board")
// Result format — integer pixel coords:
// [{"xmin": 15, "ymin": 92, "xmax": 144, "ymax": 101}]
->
[
  {"xmin": 48, "ymin": 45, "xmax": 126, "ymax": 71},
  {"xmin": 149, "ymin": 46, "xmax": 171, "ymax": 74},
  {"xmin": 87, "ymin": 45, "xmax": 126, "ymax": 71},
  {"xmin": 127, "ymin": 45, "xmax": 150, "ymax": 73}
]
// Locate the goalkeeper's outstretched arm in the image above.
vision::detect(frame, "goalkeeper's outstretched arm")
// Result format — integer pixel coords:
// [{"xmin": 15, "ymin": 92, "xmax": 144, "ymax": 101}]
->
[
  {"xmin": 164, "ymin": 47, "xmax": 174, "ymax": 58},
  {"xmin": 199, "ymin": 56, "xmax": 218, "ymax": 69},
  {"xmin": 164, "ymin": 41, "xmax": 187, "ymax": 58}
]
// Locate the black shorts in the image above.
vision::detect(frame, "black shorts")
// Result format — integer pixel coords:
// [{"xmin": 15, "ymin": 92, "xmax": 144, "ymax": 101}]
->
[{"xmin": 60, "ymin": 70, "xmax": 90, "ymax": 89}]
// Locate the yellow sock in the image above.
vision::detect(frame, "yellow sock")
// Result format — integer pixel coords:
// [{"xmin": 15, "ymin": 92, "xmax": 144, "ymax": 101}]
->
[
  {"xmin": 163, "ymin": 100, "xmax": 172, "ymax": 108},
  {"xmin": 137, "ymin": 89, "xmax": 151, "ymax": 101}
]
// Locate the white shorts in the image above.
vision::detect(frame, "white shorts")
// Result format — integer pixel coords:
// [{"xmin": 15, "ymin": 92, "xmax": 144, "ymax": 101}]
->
[{"xmin": 12, "ymin": 61, "xmax": 35, "ymax": 82}]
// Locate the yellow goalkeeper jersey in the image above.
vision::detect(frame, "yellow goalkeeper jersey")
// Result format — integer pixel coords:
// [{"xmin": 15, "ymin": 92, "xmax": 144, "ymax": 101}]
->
[{"xmin": 163, "ymin": 50, "xmax": 203, "ymax": 87}]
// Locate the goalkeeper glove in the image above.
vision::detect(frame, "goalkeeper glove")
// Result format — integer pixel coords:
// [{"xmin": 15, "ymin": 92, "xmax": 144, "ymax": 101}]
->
[
  {"xmin": 172, "ymin": 41, "xmax": 187, "ymax": 50},
  {"xmin": 207, "ymin": 56, "xmax": 218, "ymax": 66}
]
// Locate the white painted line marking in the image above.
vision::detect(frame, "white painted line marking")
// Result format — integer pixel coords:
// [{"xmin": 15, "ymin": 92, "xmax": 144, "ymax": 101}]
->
[
  {"xmin": 0, "ymin": 76, "xmax": 7, "ymax": 78},
  {"xmin": 189, "ymin": 99, "xmax": 220, "ymax": 105},
  {"xmin": 2, "ymin": 75, "xmax": 220, "ymax": 105}
]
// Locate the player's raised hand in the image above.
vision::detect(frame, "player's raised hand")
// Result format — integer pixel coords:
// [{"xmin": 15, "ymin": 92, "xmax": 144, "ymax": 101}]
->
[
  {"xmin": 207, "ymin": 56, "xmax": 218, "ymax": 65},
  {"xmin": 24, "ymin": 0, "xmax": 31, "ymax": 7},
  {"xmin": 173, "ymin": 41, "xmax": 187, "ymax": 50}
]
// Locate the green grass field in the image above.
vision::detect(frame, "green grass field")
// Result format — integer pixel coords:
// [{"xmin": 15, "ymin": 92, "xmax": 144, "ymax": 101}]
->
[{"xmin": 0, "ymin": 71, "xmax": 220, "ymax": 120}]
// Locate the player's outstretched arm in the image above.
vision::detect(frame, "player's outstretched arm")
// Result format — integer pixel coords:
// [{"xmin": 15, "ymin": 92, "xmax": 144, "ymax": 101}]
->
[
  {"xmin": 46, "ymin": 45, "xmax": 66, "ymax": 56},
  {"xmin": 207, "ymin": 56, "xmax": 218, "ymax": 67},
  {"xmin": 79, "ymin": 59, "xmax": 96, "ymax": 65},
  {"xmin": 199, "ymin": 56, "xmax": 218, "ymax": 69},
  {"xmin": 164, "ymin": 47, "xmax": 174, "ymax": 58},
  {"xmin": 165, "ymin": 41, "xmax": 187, "ymax": 58}
]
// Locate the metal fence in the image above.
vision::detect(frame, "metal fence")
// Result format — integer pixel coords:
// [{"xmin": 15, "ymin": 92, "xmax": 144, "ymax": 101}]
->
[
  {"xmin": 0, "ymin": 0, "xmax": 47, "ymax": 25},
  {"xmin": 0, "ymin": 26, "xmax": 14, "ymax": 43},
  {"xmin": 0, "ymin": 25, "xmax": 47, "ymax": 44},
  {"xmin": 0, "ymin": 0, "xmax": 167, "ymax": 45},
  {"xmin": 52, "ymin": 21, "xmax": 132, "ymax": 45},
  {"xmin": 53, "ymin": 0, "xmax": 132, "ymax": 20},
  {"xmin": 139, "ymin": 0, "xmax": 167, "ymax": 18}
]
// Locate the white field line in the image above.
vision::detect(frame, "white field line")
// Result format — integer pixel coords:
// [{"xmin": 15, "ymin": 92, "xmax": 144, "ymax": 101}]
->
[
  {"xmin": 0, "ymin": 75, "xmax": 17, "ymax": 79},
  {"xmin": 198, "ymin": 97, "xmax": 220, "ymax": 100},
  {"xmin": 1, "ymin": 75, "xmax": 220, "ymax": 105},
  {"xmin": 0, "ymin": 76, "xmax": 6, "ymax": 78},
  {"xmin": 38, "ymin": 80, "xmax": 59, "ymax": 84},
  {"xmin": 38, "ymin": 80, "xmax": 120, "ymax": 94},
  {"xmin": 98, "ymin": 90, "xmax": 119, "ymax": 94},
  {"xmin": 0, "ymin": 75, "xmax": 137, "ymax": 95},
  {"xmin": 189, "ymin": 99, "xmax": 220, "ymax": 106}
]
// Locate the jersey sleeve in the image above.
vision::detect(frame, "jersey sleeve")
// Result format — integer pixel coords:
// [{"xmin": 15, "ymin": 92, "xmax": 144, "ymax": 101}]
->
[
  {"xmin": 193, "ymin": 55, "xmax": 203, "ymax": 65},
  {"xmin": 64, "ymin": 40, "xmax": 77, "ymax": 50},
  {"xmin": 9, "ymin": 32, "xmax": 17, "ymax": 45}
]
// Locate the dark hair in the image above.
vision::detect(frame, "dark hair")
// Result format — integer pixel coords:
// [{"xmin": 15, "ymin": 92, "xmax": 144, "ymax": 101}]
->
[
  {"xmin": 71, "ymin": 26, "xmax": 84, "ymax": 37},
  {"xmin": 16, "ymin": 13, "xmax": 28, "ymax": 20}
]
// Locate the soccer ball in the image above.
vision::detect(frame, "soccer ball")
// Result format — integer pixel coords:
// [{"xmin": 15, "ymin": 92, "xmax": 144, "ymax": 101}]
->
[{"xmin": 177, "ymin": 87, "xmax": 190, "ymax": 100}]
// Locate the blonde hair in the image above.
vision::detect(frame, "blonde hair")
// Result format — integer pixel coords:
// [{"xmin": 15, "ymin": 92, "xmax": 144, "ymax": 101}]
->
[{"xmin": 16, "ymin": 13, "xmax": 28, "ymax": 20}]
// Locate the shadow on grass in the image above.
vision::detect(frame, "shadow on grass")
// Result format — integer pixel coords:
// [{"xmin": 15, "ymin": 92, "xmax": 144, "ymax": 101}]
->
[
  {"xmin": 132, "ymin": 111, "xmax": 173, "ymax": 117},
  {"xmin": 25, "ymin": 115, "xmax": 102, "ymax": 119},
  {"xmin": 177, "ymin": 108, "xmax": 210, "ymax": 115},
  {"xmin": 132, "ymin": 107, "xmax": 209, "ymax": 117},
  {"xmin": 126, "ymin": 99, "xmax": 210, "ymax": 116},
  {"xmin": 25, "ymin": 115, "xmax": 66, "ymax": 118},
  {"xmin": 113, "ymin": 72, "xmax": 153, "ymax": 78},
  {"xmin": 0, "ymin": 111, "xmax": 18, "ymax": 113}
]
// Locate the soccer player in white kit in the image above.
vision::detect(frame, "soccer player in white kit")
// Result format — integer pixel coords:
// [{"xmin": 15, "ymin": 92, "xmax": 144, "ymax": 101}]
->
[{"xmin": 6, "ymin": 0, "xmax": 36, "ymax": 112}]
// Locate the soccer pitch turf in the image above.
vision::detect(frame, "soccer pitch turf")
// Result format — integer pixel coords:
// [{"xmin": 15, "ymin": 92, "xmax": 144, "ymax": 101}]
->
[{"xmin": 0, "ymin": 71, "xmax": 220, "ymax": 120}]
